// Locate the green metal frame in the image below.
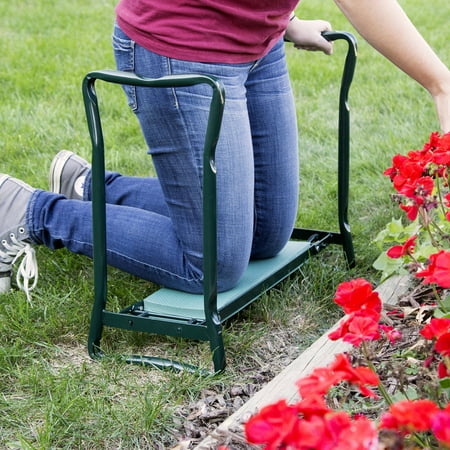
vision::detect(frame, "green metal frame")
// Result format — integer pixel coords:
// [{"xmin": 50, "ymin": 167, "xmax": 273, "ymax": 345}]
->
[{"xmin": 82, "ymin": 31, "xmax": 357, "ymax": 373}]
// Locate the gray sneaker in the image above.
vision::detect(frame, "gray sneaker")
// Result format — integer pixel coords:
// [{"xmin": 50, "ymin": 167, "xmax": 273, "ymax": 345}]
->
[
  {"xmin": 0, "ymin": 174, "xmax": 38, "ymax": 302},
  {"xmin": 49, "ymin": 150, "xmax": 90, "ymax": 200}
]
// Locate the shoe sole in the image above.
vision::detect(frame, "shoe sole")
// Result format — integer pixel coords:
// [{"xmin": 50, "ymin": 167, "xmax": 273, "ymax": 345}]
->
[
  {"xmin": 0, "ymin": 274, "xmax": 11, "ymax": 294},
  {"xmin": 0, "ymin": 174, "xmax": 11, "ymax": 188},
  {"xmin": 0, "ymin": 173, "xmax": 33, "ymax": 294},
  {"xmin": 48, "ymin": 149, "xmax": 76, "ymax": 194}
]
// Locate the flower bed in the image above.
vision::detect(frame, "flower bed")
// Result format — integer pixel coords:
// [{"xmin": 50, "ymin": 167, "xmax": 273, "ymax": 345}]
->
[
  {"xmin": 191, "ymin": 276, "xmax": 409, "ymax": 449},
  {"xmin": 238, "ymin": 133, "xmax": 450, "ymax": 450},
  {"xmin": 192, "ymin": 133, "xmax": 450, "ymax": 450}
]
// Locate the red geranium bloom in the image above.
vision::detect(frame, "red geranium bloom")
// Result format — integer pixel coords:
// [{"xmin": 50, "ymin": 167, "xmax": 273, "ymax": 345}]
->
[
  {"xmin": 291, "ymin": 415, "xmax": 325, "ymax": 449},
  {"xmin": 324, "ymin": 411, "xmax": 353, "ymax": 446},
  {"xmin": 329, "ymin": 313, "xmax": 381, "ymax": 347},
  {"xmin": 379, "ymin": 324, "xmax": 402, "ymax": 343},
  {"xmin": 431, "ymin": 410, "xmax": 450, "ymax": 447},
  {"xmin": 244, "ymin": 399, "xmax": 299, "ymax": 449},
  {"xmin": 424, "ymin": 131, "xmax": 444, "ymax": 151},
  {"xmin": 399, "ymin": 175, "xmax": 434, "ymax": 200},
  {"xmin": 295, "ymin": 394, "xmax": 331, "ymax": 419},
  {"xmin": 415, "ymin": 250, "xmax": 450, "ymax": 288},
  {"xmin": 383, "ymin": 154, "xmax": 408, "ymax": 180},
  {"xmin": 333, "ymin": 415, "xmax": 378, "ymax": 450},
  {"xmin": 328, "ymin": 353, "xmax": 380, "ymax": 398},
  {"xmin": 399, "ymin": 202, "xmax": 419, "ymax": 220},
  {"xmin": 379, "ymin": 399, "xmax": 439, "ymax": 433},
  {"xmin": 296, "ymin": 367, "xmax": 341, "ymax": 398},
  {"xmin": 438, "ymin": 361, "xmax": 450, "ymax": 379},
  {"xmin": 384, "ymin": 155, "xmax": 424, "ymax": 192},
  {"xmin": 433, "ymin": 150, "xmax": 450, "ymax": 166},
  {"xmin": 333, "ymin": 278, "xmax": 382, "ymax": 315},
  {"xmin": 407, "ymin": 148, "xmax": 432, "ymax": 165},
  {"xmin": 420, "ymin": 317, "xmax": 450, "ymax": 339},
  {"xmin": 431, "ymin": 132, "xmax": 450, "ymax": 166},
  {"xmin": 435, "ymin": 332, "xmax": 450, "ymax": 357},
  {"xmin": 386, "ymin": 235, "xmax": 417, "ymax": 259},
  {"xmin": 444, "ymin": 192, "xmax": 450, "ymax": 220}
]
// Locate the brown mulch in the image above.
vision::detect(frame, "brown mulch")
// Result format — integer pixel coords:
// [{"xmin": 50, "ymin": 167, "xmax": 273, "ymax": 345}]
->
[
  {"xmin": 172, "ymin": 351, "xmax": 294, "ymax": 448},
  {"xmin": 171, "ymin": 280, "xmax": 446, "ymax": 449}
]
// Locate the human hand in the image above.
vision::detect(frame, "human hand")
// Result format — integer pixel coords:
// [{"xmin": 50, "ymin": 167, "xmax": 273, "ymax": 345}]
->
[{"xmin": 285, "ymin": 18, "xmax": 333, "ymax": 55}]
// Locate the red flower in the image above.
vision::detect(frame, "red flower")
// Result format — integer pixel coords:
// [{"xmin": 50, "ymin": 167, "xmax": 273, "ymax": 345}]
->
[
  {"xmin": 384, "ymin": 154, "xmax": 424, "ymax": 192},
  {"xmin": 386, "ymin": 235, "xmax": 416, "ymax": 259},
  {"xmin": 431, "ymin": 410, "xmax": 450, "ymax": 447},
  {"xmin": 297, "ymin": 354, "xmax": 380, "ymax": 400},
  {"xmin": 329, "ymin": 313, "xmax": 381, "ymax": 347},
  {"xmin": 291, "ymin": 415, "xmax": 325, "ymax": 449},
  {"xmin": 333, "ymin": 415, "xmax": 378, "ymax": 450},
  {"xmin": 295, "ymin": 394, "xmax": 331, "ymax": 419},
  {"xmin": 399, "ymin": 202, "xmax": 419, "ymax": 220},
  {"xmin": 244, "ymin": 399, "xmax": 299, "ymax": 449},
  {"xmin": 379, "ymin": 325, "xmax": 402, "ymax": 343},
  {"xmin": 445, "ymin": 193, "xmax": 450, "ymax": 220},
  {"xmin": 298, "ymin": 411, "xmax": 378, "ymax": 450},
  {"xmin": 424, "ymin": 131, "xmax": 444, "ymax": 152},
  {"xmin": 415, "ymin": 250, "xmax": 450, "ymax": 288},
  {"xmin": 435, "ymin": 332, "xmax": 450, "ymax": 357},
  {"xmin": 431, "ymin": 132, "xmax": 450, "ymax": 165},
  {"xmin": 333, "ymin": 278, "xmax": 382, "ymax": 315},
  {"xmin": 438, "ymin": 361, "xmax": 450, "ymax": 379},
  {"xmin": 383, "ymin": 153, "xmax": 409, "ymax": 182},
  {"xmin": 329, "ymin": 353, "xmax": 380, "ymax": 398},
  {"xmin": 398, "ymin": 175, "xmax": 434, "ymax": 200},
  {"xmin": 379, "ymin": 399, "xmax": 440, "ymax": 433},
  {"xmin": 444, "ymin": 192, "xmax": 450, "ymax": 208},
  {"xmin": 323, "ymin": 411, "xmax": 353, "ymax": 446},
  {"xmin": 296, "ymin": 367, "xmax": 341, "ymax": 398},
  {"xmin": 420, "ymin": 317, "xmax": 450, "ymax": 340}
]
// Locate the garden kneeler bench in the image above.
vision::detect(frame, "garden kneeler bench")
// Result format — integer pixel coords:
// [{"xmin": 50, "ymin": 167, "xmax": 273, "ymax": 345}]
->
[{"xmin": 82, "ymin": 31, "xmax": 357, "ymax": 373}]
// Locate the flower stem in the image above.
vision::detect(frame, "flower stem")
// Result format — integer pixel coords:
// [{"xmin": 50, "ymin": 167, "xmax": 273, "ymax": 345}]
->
[
  {"xmin": 362, "ymin": 344, "xmax": 430, "ymax": 449},
  {"xmin": 431, "ymin": 284, "xmax": 447, "ymax": 312},
  {"xmin": 361, "ymin": 342, "xmax": 393, "ymax": 406}
]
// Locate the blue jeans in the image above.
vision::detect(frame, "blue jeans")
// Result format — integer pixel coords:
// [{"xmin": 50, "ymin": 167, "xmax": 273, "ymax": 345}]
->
[{"xmin": 27, "ymin": 24, "xmax": 299, "ymax": 293}]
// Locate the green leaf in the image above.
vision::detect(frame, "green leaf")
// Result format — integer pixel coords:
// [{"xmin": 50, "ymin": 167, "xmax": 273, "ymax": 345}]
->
[
  {"xmin": 372, "ymin": 251, "xmax": 407, "ymax": 280},
  {"xmin": 440, "ymin": 295, "xmax": 450, "ymax": 314},
  {"xmin": 439, "ymin": 377, "xmax": 450, "ymax": 389},
  {"xmin": 414, "ymin": 244, "xmax": 441, "ymax": 261},
  {"xmin": 391, "ymin": 386, "xmax": 420, "ymax": 402}
]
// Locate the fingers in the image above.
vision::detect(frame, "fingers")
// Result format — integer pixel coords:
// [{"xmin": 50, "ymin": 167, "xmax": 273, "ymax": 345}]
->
[
  {"xmin": 288, "ymin": 19, "xmax": 334, "ymax": 55},
  {"xmin": 295, "ymin": 43, "xmax": 333, "ymax": 55},
  {"xmin": 315, "ymin": 20, "xmax": 333, "ymax": 55},
  {"xmin": 294, "ymin": 36, "xmax": 333, "ymax": 55}
]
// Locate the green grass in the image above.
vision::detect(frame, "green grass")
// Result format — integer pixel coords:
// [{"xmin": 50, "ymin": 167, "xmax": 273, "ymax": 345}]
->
[{"xmin": 1, "ymin": 0, "xmax": 449, "ymax": 448}]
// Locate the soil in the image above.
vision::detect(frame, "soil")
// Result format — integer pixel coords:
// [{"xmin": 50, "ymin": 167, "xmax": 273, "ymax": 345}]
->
[{"xmin": 171, "ymin": 280, "xmax": 447, "ymax": 449}]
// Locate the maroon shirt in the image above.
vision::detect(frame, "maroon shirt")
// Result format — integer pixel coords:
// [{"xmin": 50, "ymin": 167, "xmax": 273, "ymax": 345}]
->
[{"xmin": 116, "ymin": 0, "xmax": 298, "ymax": 63}]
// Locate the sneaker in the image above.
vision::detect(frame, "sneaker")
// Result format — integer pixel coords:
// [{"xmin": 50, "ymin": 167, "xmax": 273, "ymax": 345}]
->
[
  {"xmin": 49, "ymin": 150, "xmax": 90, "ymax": 200},
  {"xmin": 0, "ymin": 174, "xmax": 38, "ymax": 303}
]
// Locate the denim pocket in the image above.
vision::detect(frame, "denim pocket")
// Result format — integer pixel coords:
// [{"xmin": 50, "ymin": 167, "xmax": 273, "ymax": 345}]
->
[{"xmin": 112, "ymin": 27, "xmax": 138, "ymax": 111}]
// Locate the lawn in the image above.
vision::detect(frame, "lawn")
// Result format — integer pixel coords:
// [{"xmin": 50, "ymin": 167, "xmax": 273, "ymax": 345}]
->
[{"xmin": 0, "ymin": 0, "xmax": 449, "ymax": 448}]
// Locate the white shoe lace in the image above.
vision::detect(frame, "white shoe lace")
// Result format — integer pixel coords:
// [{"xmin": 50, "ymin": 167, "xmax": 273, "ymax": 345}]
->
[{"xmin": 0, "ymin": 232, "xmax": 38, "ymax": 304}]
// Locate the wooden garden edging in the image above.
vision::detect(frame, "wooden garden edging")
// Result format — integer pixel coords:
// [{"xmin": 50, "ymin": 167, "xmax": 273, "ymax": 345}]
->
[{"xmin": 193, "ymin": 275, "xmax": 411, "ymax": 449}]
